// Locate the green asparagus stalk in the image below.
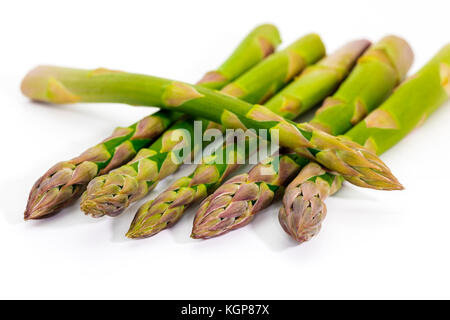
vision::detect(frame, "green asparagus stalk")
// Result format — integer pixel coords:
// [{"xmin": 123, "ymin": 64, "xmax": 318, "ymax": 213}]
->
[
  {"xmin": 310, "ymin": 35, "xmax": 414, "ymax": 135},
  {"xmin": 191, "ymin": 36, "xmax": 413, "ymax": 239},
  {"xmin": 126, "ymin": 40, "xmax": 372, "ymax": 239},
  {"xmin": 197, "ymin": 24, "xmax": 281, "ymax": 89},
  {"xmin": 22, "ymin": 24, "xmax": 281, "ymax": 220},
  {"xmin": 220, "ymin": 33, "xmax": 325, "ymax": 103},
  {"xmin": 280, "ymin": 44, "xmax": 450, "ymax": 243},
  {"xmin": 21, "ymin": 65, "xmax": 401, "ymax": 189},
  {"xmin": 79, "ymin": 35, "xmax": 326, "ymax": 218}
]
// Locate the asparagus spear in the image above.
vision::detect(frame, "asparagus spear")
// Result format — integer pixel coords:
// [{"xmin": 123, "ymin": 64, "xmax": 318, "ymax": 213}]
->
[
  {"xmin": 127, "ymin": 40, "xmax": 372, "ymax": 239},
  {"xmin": 80, "ymin": 34, "xmax": 326, "ymax": 218},
  {"xmin": 191, "ymin": 36, "xmax": 413, "ymax": 239},
  {"xmin": 197, "ymin": 24, "xmax": 281, "ymax": 89},
  {"xmin": 21, "ymin": 67, "xmax": 401, "ymax": 190},
  {"xmin": 280, "ymin": 44, "xmax": 450, "ymax": 243},
  {"xmin": 22, "ymin": 24, "xmax": 281, "ymax": 220},
  {"xmin": 310, "ymin": 35, "xmax": 414, "ymax": 135},
  {"xmin": 220, "ymin": 33, "xmax": 326, "ymax": 103}
]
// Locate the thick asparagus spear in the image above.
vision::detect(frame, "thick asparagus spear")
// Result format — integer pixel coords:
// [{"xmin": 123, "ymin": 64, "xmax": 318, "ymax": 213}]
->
[
  {"xmin": 127, "ymin": 40, "xmax": 371, "ymax": 239},
  {"xmin": 280, "ymin": 44, "xmax": 450, "ymax": 243},
  {"xmin": 310, "ymin": 35, "xmax": 414, "ymax": 135},
  {"xmin": 80, "ymin": 34, "xmax": 326, "ymax": 218},
  {"xmin": 191, "ymin": 36, "xmax": 413, "ymax": 239},
  {"xmin": 22, "ymin": 24, "xmax": 281, "ymax": 220},
  {"xmin": 197, "ymin": 24, "xmax": 281, "ymax": 89},
  {"xmin": 21, "ymin": 67, "xmax": 401, "ymax": 190}
]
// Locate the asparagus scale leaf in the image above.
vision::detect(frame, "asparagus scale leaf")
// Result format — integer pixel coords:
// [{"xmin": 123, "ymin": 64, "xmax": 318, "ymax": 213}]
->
[
  {"xmin": 280, "ymin": 43, "xmax": 450, "ymax": 243},
  {"xmin": 22, "ymin": 24, "xmax": 281, "ymax": 220}
]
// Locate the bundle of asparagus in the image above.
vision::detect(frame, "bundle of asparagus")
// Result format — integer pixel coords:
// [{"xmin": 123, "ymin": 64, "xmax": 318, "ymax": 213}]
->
[{"xmin": 19, "ymin": 23, "xmax": 448, "ymax": 245}]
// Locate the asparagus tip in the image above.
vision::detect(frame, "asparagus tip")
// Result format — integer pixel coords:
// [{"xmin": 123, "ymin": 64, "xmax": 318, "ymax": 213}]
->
[
  {"xmin": 125, "ymin": 228, "xmax": 156, "ymax": 240},
  {"xmin": 279, "ymin": 186, "xmax": 327, "ymax": 244},
  {"xmin": 191, "ymin": 230, "xmax": 203, "ymax": 240},
  {"xmin": 23, "ymin": 199, "xmax": 54, "ymax": 221},
  {"xmin": 24, "ymin": 205, "xmax": 59, "ymax": 220},
  {"xmin": 24, "ymin": 210, "xmax": 36, "ymax": 221},
  {"xmin": 80, "ymin": 199, "xmax": 107, "ymax": 218},
  {"xmin": 125, "ymin": 230, "xmax": 137, "ymax": 239}
]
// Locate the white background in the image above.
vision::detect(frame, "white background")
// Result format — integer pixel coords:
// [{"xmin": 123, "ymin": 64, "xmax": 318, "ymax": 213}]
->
[{"xmin": 0, "ymin": 0, "xmax": 449, "ymax": 299}]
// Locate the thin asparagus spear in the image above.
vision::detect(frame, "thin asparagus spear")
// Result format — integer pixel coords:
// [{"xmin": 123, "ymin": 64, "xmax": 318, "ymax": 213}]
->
[
  {"xmin": 191, "ymin": 36, "xmax": 413, "ymax": 239},
  {"xmin": 220, "ymin": 33, "xmax": 326, "ymax": 104},
  {"xmin": 126, "ymin": 40, "xmax": 371, "ymax": 239},
  {"xmin": 79, "ymin": 34, "xmax": 326, "ymax": 218},
  {"xmin": 280, "ymin": 44, "xmax": 450, "ymax": 243},
  {"xmin": 22, "ymin": 24, "xmax": 281, "ymax": 220},
  {"xmin": 197, "ymin": 24, "xmax": 281, "ymax": 89}
]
